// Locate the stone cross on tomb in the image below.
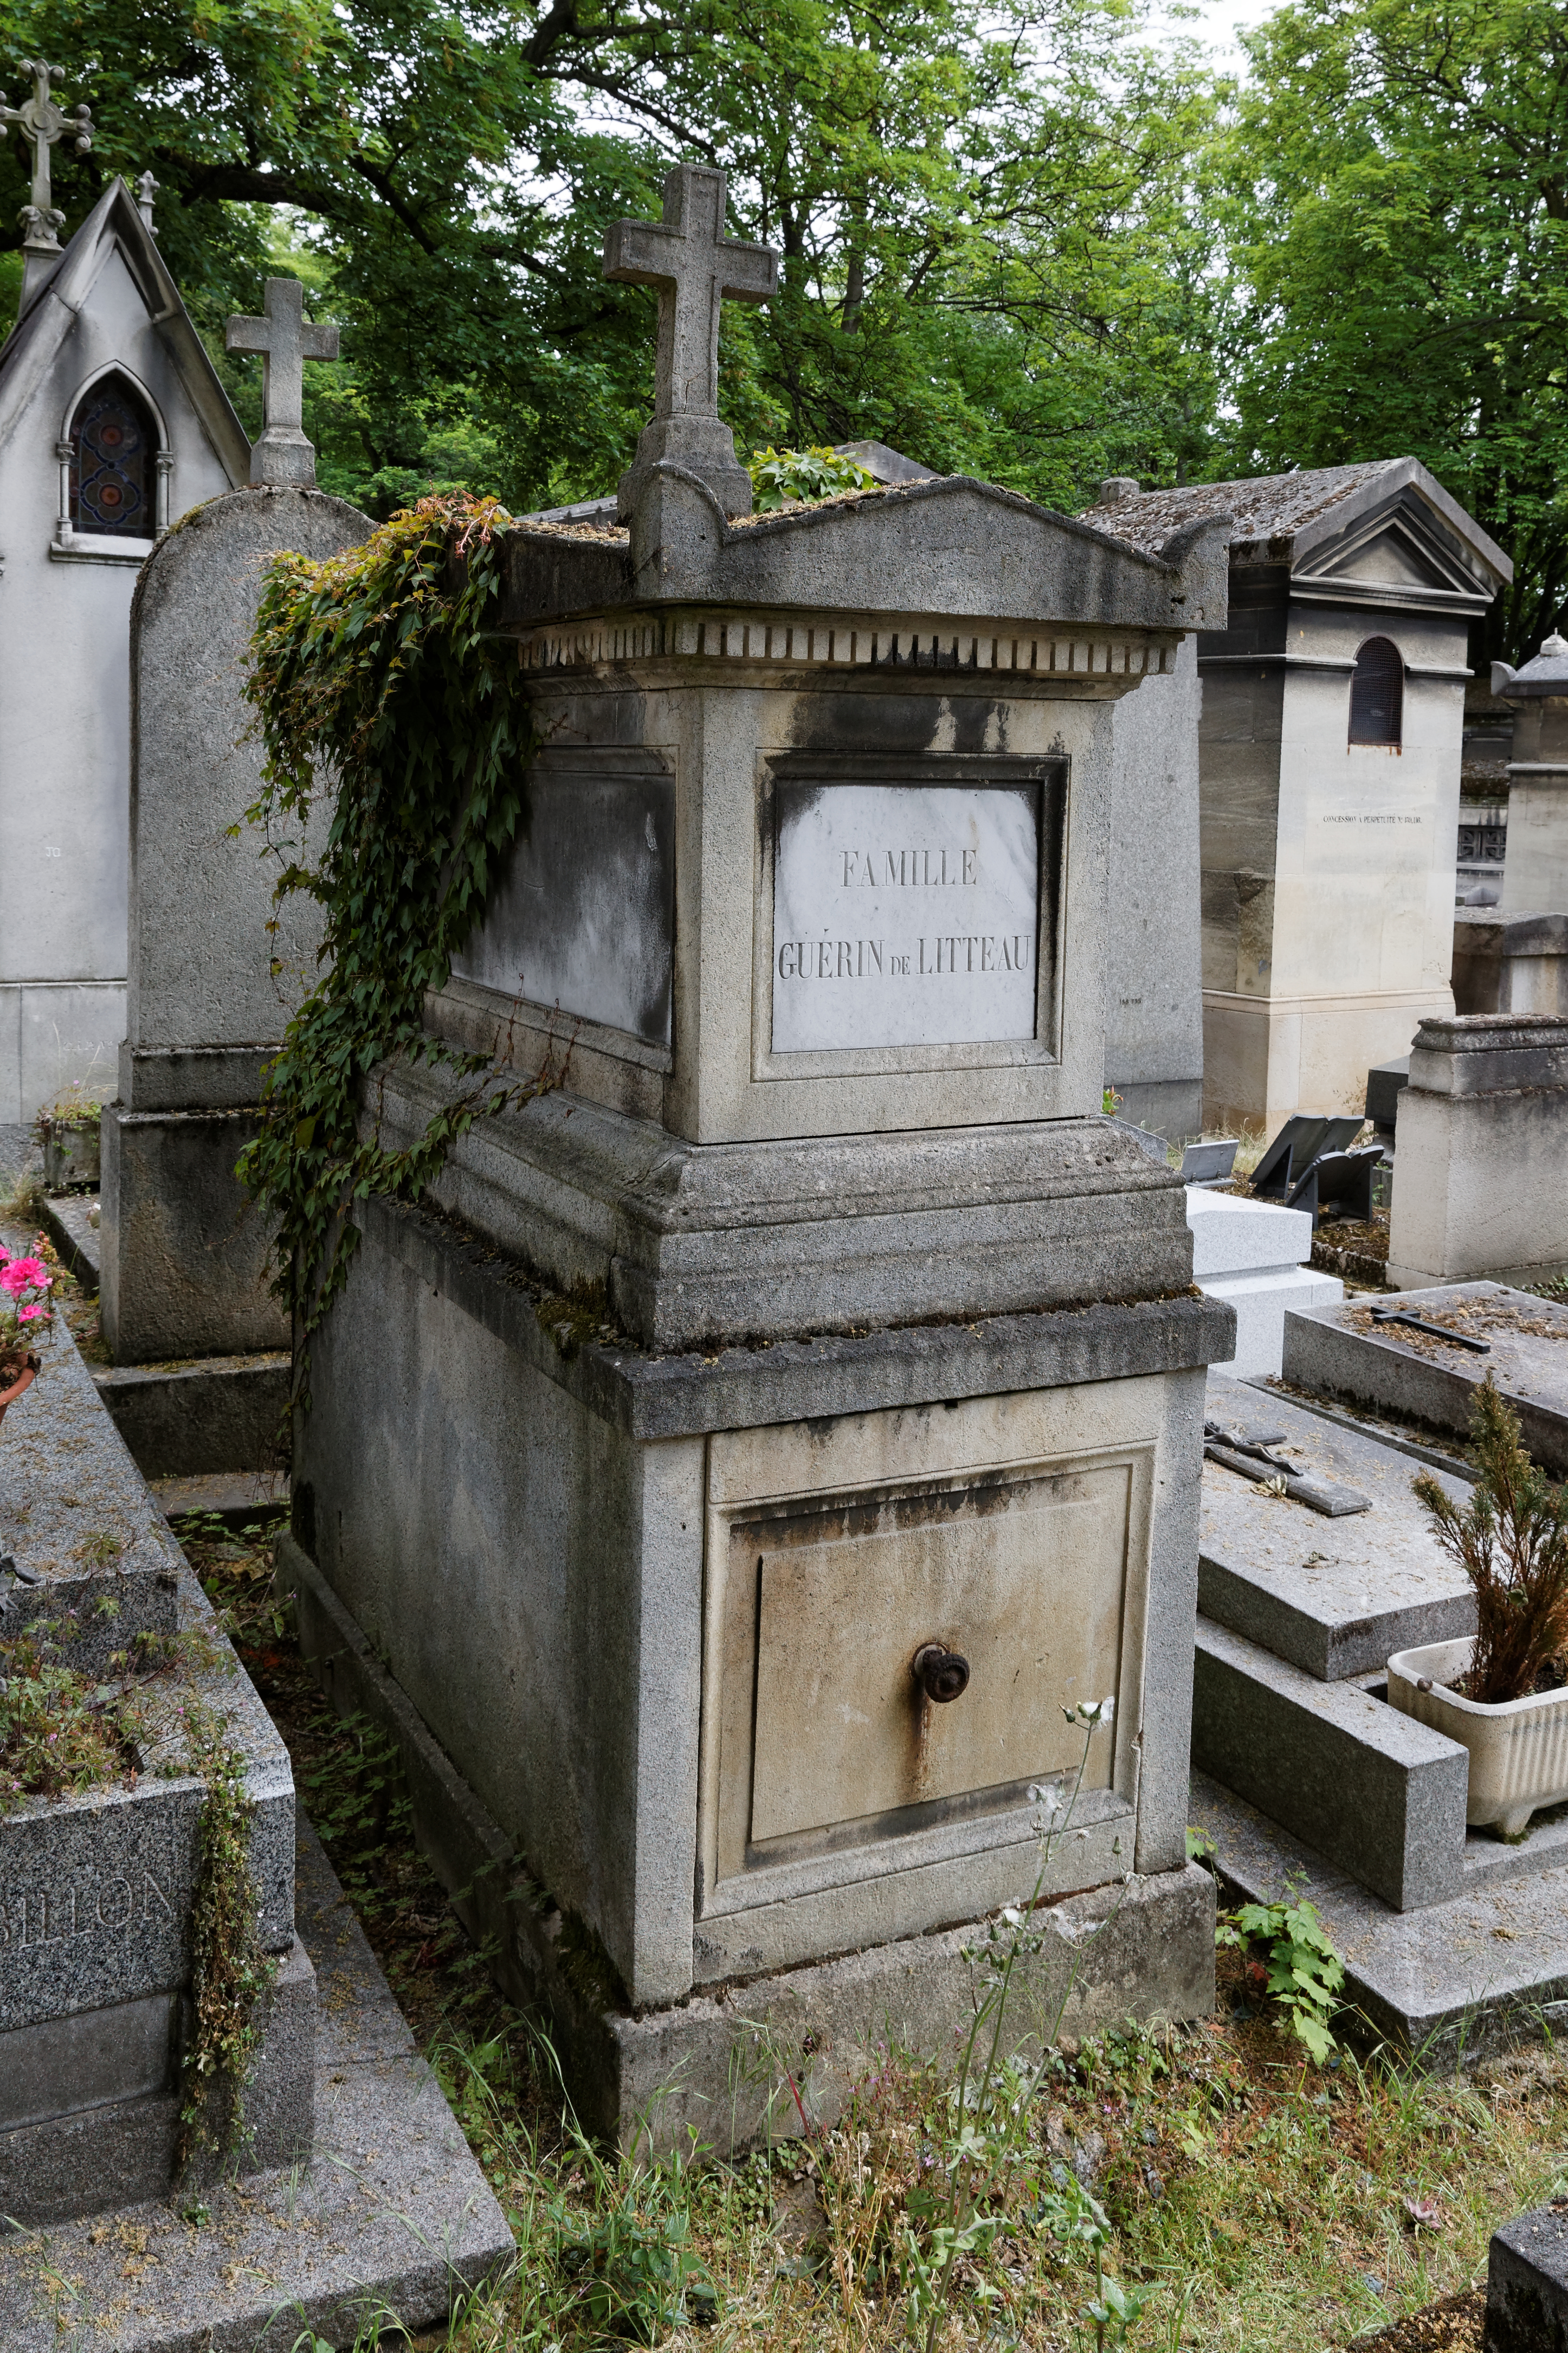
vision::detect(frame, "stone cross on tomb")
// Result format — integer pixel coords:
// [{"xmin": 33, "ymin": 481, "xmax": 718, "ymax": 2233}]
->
[
  {"xmin": 0, "ymin": 60, "xmax": 92, "ymax": 300},
  {"xmin": 225, "ymin": 277, "xmax": 340, "ymax": 489},
  {"xmin": 604, "ymin": 163, "xmax": 779, "ymax": 519}
]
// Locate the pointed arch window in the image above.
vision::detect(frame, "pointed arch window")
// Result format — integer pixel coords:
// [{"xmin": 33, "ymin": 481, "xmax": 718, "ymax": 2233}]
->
[
  {"xmin": 1348, "ymin": 636, "xmax": 1404, "ymax": 748},
  {"xmin": 68, "ymin": 374, "xmax": 157, "ymax": 537}
]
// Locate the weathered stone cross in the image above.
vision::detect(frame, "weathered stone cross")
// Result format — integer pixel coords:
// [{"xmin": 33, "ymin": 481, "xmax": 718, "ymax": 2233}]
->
[
  {"xmin": 0, "ymin": 60, "xmax": 92, "ymax": 306},
  {"xmin": 225, "ymin": 277, "xmax": 340, "ymax": 489},
  {"xmin": 604, "ymin": 164, "xmax": 779, "ymax": 519}
]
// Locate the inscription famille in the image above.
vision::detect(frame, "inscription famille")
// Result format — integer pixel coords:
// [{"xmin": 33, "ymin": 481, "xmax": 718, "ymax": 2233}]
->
[
  {"xmin": 2, "ymin": 1872, "xmax": 175, "ymax": 1952},
  {"xmin": 771, "ymin": 781, "xmax": 1043, "ymax": 1055},
  {"xmin": 776, "ymin": 840, "xmax": 1031, "ymax": 986}
]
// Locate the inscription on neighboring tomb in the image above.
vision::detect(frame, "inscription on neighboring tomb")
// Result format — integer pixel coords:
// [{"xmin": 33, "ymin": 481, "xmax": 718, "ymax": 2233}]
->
[{"xmin": 772, "ymin": 781, "xmax": 1041, "ymax": 1053}]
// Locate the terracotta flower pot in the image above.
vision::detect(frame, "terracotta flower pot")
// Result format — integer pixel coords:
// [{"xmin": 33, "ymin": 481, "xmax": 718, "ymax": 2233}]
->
[
  {"xmin": 0, "ymin": 1353, "xmax": 39, "ymax": 1430},
  {"xmin": 1389, "ymin": 1636, "xmax": 1568, "ymax": 1839}
]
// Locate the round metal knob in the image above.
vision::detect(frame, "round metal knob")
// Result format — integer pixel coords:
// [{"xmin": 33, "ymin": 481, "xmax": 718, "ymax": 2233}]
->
[{"xmin": 913, "ymin": 1644, "xmax": 970, "ymax": 1704}]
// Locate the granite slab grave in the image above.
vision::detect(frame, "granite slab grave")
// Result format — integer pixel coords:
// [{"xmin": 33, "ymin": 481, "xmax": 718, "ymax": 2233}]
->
[
  {"xmin": 1198, "ymin": 1372, "xmax": 1475, "ymax": 1682},
  {"xmin": 0, "ymin": 1820, "xmax": 515, "ymax": 2353},
  {"xmin": 1283, "ymin": 1282, "xmax": 1568, "ymax": 1474},
  {"xmin": 1193, "ymin": 1374, "xmax": 1485, "ymax": 1911},
  {"xmin": 0, "ymin": 1301, "xmax": 306, "ymax": 2222},
  {"xmin": 1194, "ymin": 1768, "xmax": 1568, "ymax": 2067}
]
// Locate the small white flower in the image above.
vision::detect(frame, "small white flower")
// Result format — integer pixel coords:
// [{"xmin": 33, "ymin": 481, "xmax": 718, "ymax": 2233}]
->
[
  {"xmin": 1001, "ymin": 1905, "xmax": 1023, "ymax": 1928},
  {"xmin": 1076, "ymin": 1695, "xmax": 1117, "ymax": 1728}
]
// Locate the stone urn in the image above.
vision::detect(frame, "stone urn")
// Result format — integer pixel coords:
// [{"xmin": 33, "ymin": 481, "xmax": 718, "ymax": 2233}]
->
[
  {"xmin": 1389, "ymin": 1637, "xmax": 1568, "ymax": 1838},
  {"xmin": 0, "ymin": 1352, "xmax": 39, "ymax": 1430}
]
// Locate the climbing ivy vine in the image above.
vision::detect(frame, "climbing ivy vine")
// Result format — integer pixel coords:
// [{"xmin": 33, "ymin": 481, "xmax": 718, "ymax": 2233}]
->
[{"xmin": 238, "ymin": 493, "xmax": 539, "ymax": 1403}]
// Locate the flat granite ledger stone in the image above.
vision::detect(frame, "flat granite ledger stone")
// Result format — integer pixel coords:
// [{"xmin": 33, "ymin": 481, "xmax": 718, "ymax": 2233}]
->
[
  {"xmin": 1282, "ymin": 1282, "xmax": 1568, "ymax": 1476},
  {"xmin": 0, "ymin": 1821, "xmax": 515, "ymax": 2352},
  {"xmin": 1198, "ymin": 1372, "xmax": 1475, "ymax": 1681},
  {"xmin": 0, "ymin": 1305, "xmax": 306, "ymax": 2222}
]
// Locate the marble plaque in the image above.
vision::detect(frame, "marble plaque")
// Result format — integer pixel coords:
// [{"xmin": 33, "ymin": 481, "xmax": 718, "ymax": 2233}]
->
[
  {"xmin": 453, "ymin": 764, "xmax": 675, "ymax": 1046},
  {"xmin": 772, "ymin": 782, "xmax": 1040, "ymax": 1053}
]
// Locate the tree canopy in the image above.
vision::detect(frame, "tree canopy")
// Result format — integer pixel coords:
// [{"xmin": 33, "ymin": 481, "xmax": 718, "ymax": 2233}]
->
[{"xmin": 0, "ymin": 0, "xmax": 1561, "ymax": 649}]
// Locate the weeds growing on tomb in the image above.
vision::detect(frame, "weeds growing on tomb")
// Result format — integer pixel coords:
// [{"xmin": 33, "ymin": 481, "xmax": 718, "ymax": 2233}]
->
[
  {"xmin": 238, "ymin": 492, "xmax": 543, "ymax": 1406},
  {"xmin": 1414, "ymin": 1378, "xmax": 1568, "ymax": 1704}
]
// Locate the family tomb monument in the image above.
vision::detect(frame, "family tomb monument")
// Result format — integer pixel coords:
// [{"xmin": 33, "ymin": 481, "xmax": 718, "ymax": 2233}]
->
[
  {"xmin": 0, "ymin": 71, "xmax": 248, "ymax": 1124},
  {"xmin": 1083, "ymin": 464, "xmax": 1511, "ymax": 1134},
  {"xmin": 278, "ymin": 163, "xmax": 1238, "ymax": 2137}
]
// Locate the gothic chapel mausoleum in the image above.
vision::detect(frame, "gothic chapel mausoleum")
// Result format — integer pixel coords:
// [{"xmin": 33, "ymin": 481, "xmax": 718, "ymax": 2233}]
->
[{"xmin": 0, "ymin": 70, "xmax": 247, "ymax": 1123}]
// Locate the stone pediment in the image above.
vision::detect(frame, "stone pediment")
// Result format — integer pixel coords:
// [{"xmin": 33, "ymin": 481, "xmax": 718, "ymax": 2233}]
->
[
  {"xmin": 0, "ymin": 176, "xmax": 248, "ymax": 485},
  {"xmin": 1291, "ymin": 482, "xmax": 1505, "ymax": 616},
  {"xmin": 495, "ymin": 464, "xmax": 1231, "ymax": 638}
]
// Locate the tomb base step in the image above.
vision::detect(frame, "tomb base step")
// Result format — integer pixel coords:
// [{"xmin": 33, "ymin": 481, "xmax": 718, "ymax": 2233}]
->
[
  {"xmin": 586, "ymin": 1861, "xmax": 1216, "ymax": 2156},
  {"xmin": 92, "ymin": 1351, "xmax": 290, "ymax": 1478},
  {"xmin": 0, "ymin": 1936, "xmax": 315, "ymax": 2228},
  {"xmin": 40, "ymin": 1189, "xmax": 100, "ymax": 1291},
  {"xmin": 151, "ymin": 1468, "xmax": 291, "ymax": 1528},
  {"xmin": 0, "ymin": 1823, "xmax": 514, "ymax": 2352},
  {"xmin": 1192, "ymin": 1769, "xmax": 1568, "ymax": 2069},
  {"xmin": 1193, "ymin": 1617, "xmax": 1469, "ymax": 1911},
  {"xmin": 276, "ymin": 1529, "xmax": 1215, "ymax": 2150}
]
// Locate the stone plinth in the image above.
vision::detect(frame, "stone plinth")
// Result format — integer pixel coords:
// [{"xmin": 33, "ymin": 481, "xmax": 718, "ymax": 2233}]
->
[
  {"xmin": 101, "ymin": 485, "xmax": 369, "ymax": 1372},
  {"xmin": 1453, "ymin": 910, "xmax": 1568, "ymax": 1018},
  {"xmin": 1488, "ymin": 2208, "xmax": 1568, "ymax": 2353},
  {"xmin": 1385, "ymin": 1014, "xmax": 1568, "ymax": 1289}
]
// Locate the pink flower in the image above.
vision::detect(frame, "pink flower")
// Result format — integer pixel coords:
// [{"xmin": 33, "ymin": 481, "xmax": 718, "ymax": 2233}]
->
[
  {"xmin": 19, "ymin": 1303, "xmax": 43, "ymax": 1321},
  {"xmin": 1, "ymin": 1258, "xmax": 47, "ymax": 1293}
]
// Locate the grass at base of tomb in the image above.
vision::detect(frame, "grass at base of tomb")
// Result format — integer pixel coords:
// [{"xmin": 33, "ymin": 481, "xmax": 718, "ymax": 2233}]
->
[{"xmin": 189, "ymin": 1519, "xmax": 1568, "ymax": 2353}]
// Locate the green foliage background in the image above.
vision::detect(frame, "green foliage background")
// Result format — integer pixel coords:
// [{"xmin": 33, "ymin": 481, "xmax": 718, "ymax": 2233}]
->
[{"xmin": 0, "ymin": 0, "xmax": 1560, "ymax": 649}]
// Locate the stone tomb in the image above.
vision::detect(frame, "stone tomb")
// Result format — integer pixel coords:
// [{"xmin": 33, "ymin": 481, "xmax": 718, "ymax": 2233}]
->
[
  {"xmin": 100, "ymin": 280, "xmax": 369, "ymax": 1473},
  {"xmin": 285, "ymin": 164, "xmax": 1237, "ymax": 2134},
  {"xmin": 1383, "ymin": 1015, "xmax": 1568, "ymax": 1291},
  {"xmin": 1082, "ymin": 461, "xmax": 1511, "ymax": 1132},
  {"xmin": 0, "ymin": 1270, "xmax": 514, "ymax": 2337},
  {"xmin": 1192, "ymin": 1374, "xmax": 1568, "ymax": 2059},
  {"xmin": 0, "ymin": 1311, "xmax": 307, "ymax": 2222},
  {"xmin": 1283, "ymin": 1281, "xmax": 1568, "ymax": 1477}
]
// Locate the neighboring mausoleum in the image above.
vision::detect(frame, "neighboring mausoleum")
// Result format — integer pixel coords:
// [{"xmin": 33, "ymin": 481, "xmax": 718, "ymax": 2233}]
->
[
  {"xmin": 0, "ymin": 69, "xmax": 247, "ymax": 1123},
  {"xmin": 280, "ymin": 165, "xmax": 1237, "ymax": 2137},
  {"xmin": 1083, "ymin": 461, "xmax": 1510, "ymax": 1136}
]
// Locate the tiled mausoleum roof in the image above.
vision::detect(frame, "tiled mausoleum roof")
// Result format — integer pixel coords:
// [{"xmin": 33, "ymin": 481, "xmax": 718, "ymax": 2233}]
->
[{"xmin": 1080, "ymin": 459, "xmax": 1408, "ymax": 561}]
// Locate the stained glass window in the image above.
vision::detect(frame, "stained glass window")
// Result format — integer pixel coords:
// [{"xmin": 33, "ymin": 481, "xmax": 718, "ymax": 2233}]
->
[
  {"xmin": 69, "ymin": 377, "xmax": 156, "ymax": 536},
  {"xmin": 1348, "ymin": 637, "xmax": 1404, "ymax": 747}
]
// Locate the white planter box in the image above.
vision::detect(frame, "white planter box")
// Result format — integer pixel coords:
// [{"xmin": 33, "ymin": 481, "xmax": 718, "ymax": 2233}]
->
[{"xmin": 1388, "ymin": 1636, "xmax": 1568, "ymax": 1838}]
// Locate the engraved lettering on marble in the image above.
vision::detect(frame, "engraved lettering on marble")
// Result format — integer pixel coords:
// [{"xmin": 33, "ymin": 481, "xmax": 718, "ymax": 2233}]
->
[{"xmin": 772, "ymin": 782, "xmax": 1040, "ymax": 1052}]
